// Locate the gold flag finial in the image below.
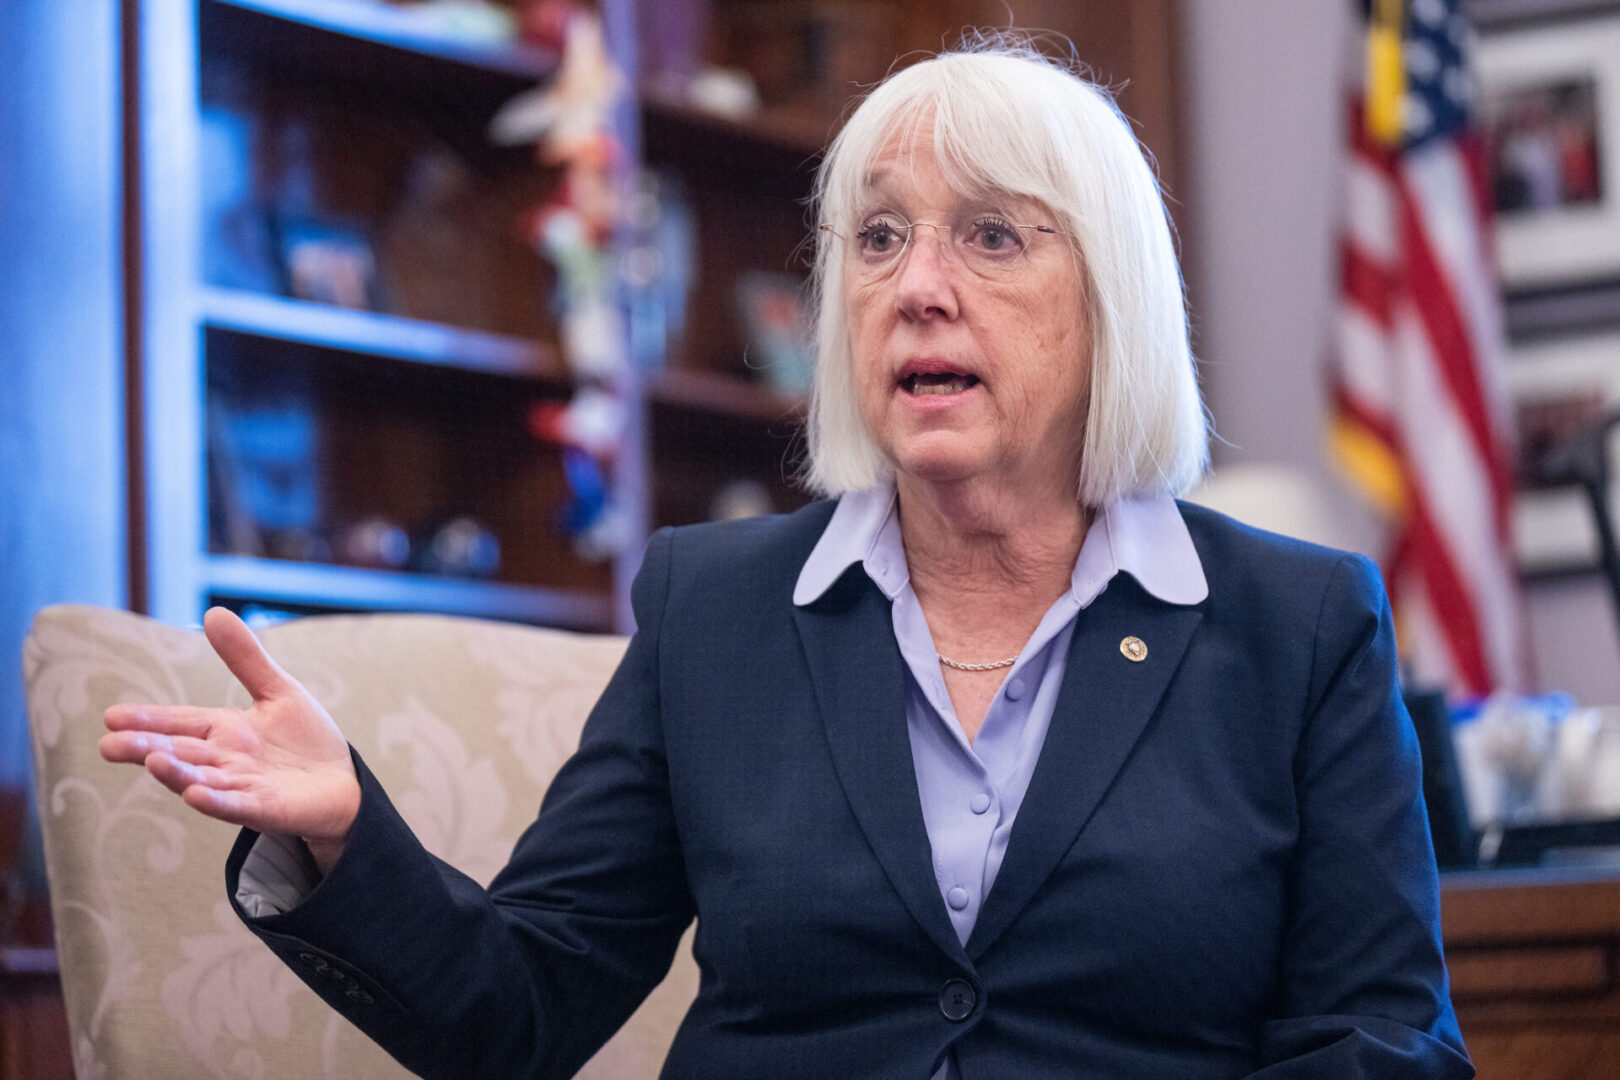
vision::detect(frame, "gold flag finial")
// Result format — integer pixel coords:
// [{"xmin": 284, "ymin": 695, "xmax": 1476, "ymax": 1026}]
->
[{"xmin": 1366, "ymin": 0, "xmax": 1407, "ymax": 146}]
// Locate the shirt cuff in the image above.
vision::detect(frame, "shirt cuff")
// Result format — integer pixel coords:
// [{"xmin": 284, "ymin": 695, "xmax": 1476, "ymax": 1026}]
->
[{"xmin": 235, "ymin": 831, "xmax": 322, "ymax": 918}]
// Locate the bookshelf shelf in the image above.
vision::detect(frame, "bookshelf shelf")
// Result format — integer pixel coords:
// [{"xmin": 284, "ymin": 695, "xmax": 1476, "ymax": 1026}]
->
[
  {"xmin": 205, "ymin": 554, "xmax": 613, "ymax": 630},
  {"xmin": 647, "ymin": 368, "xmax": 806, "ymax": 424},
  {"xmin": 202, "ymin": 0, "xmax": 557, "ymax": 82},
  {"xmin": 199, "ymin": 287, "xmax": 566, "ymax": 382}
]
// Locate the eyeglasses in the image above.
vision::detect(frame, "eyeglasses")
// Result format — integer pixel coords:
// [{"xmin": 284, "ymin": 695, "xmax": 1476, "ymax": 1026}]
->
[{"xmin": 819, "ymin": 211, "xmax": 1062, "ymax": 281}]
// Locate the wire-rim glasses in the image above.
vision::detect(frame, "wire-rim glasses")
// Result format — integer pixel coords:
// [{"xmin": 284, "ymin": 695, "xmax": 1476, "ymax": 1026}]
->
[{"xmin": 818, "ymin": 212, "xmax": 1061, "ymax": 281}]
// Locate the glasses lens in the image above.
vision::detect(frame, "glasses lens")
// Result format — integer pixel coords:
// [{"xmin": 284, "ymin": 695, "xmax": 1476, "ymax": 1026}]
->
[
  {"xmin": 854, "ymin": 214, "xmax": 909, "ymax": 268},
  {"xmin": 959, "ymin": 216, "xmax": 1033, "ymax": 278},
  {"xmin": 841, "ymin": 211, "xmax": 1051, "ymax": 279}
]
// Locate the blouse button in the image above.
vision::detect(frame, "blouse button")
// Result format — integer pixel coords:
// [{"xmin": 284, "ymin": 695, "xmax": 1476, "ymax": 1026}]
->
[
  {"xmin": 947, "ymin": 886, "xmax": 970, "ymax": 911},
  {"xmin": 1005, "ymin": 678, "xmax": 1026, "ymax": 701},
  {"xmin": 969, "ymin": 792, "xmax": 991, "ymax": 814}
]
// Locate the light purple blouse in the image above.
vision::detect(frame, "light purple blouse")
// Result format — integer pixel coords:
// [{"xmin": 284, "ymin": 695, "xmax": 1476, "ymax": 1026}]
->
[{"xmin": 793, "ymin": 485, "xmax": 1208, "ymax": 1080}]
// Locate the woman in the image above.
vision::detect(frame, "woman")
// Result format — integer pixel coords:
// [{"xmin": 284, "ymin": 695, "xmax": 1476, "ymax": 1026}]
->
[{"xmin": 101, "ymin": 41, "xmax": 1472, "ymax": 1080}]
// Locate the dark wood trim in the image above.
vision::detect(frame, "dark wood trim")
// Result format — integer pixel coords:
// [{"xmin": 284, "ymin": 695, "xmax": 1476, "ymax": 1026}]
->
[{"xmin": 123, "ymin": 0, "xmax": 147, "ymax": 616}]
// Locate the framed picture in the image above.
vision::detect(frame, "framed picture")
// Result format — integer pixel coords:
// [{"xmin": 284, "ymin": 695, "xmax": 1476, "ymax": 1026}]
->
[
  {"xmin": 1475, "ymin": 11, "xmax": 1620, "ymax": 288},
  {"xmin": 1506, "ymin": 328, "xmax": 1620, "ymax": 571},
  {"xmin": 271, "ymin": 214, "xmax": 381, "ymax": 311},
  {"xmin": 735, "ymin": 271, "xmax": 814, "ymax": 396}
]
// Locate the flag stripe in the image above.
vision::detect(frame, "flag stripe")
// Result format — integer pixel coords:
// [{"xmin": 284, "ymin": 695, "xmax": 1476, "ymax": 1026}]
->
[
  {"xmin": 1394, "ymin": 172, "xmax": 1499, "ymax": 489},
  {"xmin": 1341, "ymin": 245, "xmax": 1394, "ymax": 328},
  {"xmin": 1336, "ymin": 378, "xmax": 1494, "ymax": 691},
  {"xmin": 1400, "ymin": 141, "xmax": 1519, "ymax": 536}
]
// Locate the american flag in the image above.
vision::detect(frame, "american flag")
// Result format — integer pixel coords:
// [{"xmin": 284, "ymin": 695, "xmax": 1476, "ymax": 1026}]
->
[{"xmin": 1330, "ymin": 0, "xmax": 1526, "ymax": 696}]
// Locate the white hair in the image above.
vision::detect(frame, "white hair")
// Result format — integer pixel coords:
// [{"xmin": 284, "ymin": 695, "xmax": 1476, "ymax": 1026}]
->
[{"xmin": 802, "ymin": 39, "xmax": 1209, "ymax": 506}]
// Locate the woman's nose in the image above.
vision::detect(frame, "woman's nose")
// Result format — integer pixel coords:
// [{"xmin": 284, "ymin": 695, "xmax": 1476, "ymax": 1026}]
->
[{"xmin": 892, "ymin": 225, "xmax": 960, "ymax": 320}]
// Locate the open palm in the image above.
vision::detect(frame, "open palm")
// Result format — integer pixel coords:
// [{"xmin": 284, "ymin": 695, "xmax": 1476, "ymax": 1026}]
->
[{"xmin": 100, "ymin": 607, "xmax": 361, "ymax": 858}]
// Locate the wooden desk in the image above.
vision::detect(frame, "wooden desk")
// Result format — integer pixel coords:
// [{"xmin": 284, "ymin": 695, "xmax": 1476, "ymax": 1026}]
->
[
  {"xmin": 0, "ymin": 948, "xmax": 70, "ymax": 1080},
  {"xmin": 1443, "ymin": 867, "xmax": 1620, "ymax": 1079}
]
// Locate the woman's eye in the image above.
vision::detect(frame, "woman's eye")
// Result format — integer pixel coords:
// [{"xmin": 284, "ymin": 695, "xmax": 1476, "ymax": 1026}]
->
[
  {"xmin": 974, "ymin": 219, "xmax": 1021, "ymax": 254},
  {"xmin": 856, "ymin": 219, "xmax": 904, "ymax": 256}
]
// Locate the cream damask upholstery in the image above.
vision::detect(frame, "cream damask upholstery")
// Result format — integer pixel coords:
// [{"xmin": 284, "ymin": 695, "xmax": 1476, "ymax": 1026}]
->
[{"xmin": 24, "ymin": 604, "xmax": 699, "ymax": 1080}]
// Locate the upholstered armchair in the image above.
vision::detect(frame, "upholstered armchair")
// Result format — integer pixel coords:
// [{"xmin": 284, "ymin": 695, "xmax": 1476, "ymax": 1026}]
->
[{"xmin": 23, "ymin": 604, "xmax": 698, "ymax": 1079}]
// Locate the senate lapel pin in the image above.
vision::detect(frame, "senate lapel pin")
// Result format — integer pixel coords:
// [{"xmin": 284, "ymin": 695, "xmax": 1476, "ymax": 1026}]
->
[{"xmin": 1119, "ymin": 636, "xmax": 1147, "ymax": 662}]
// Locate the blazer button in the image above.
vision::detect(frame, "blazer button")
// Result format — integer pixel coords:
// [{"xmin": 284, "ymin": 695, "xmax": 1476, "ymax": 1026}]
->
[{"xmin": 938, "ymin": 978, "xmax": 977, "ymax": 1022}]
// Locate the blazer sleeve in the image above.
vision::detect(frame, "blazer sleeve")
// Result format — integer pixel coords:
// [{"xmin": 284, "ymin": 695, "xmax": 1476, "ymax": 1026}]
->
[
  {"xmin": 1246, "ymin": 553, "xmax": 1473, "ymax": 1079},
  {"xmin": 225, "ymin": 527, "xmax": 695, "ymax": 1080}
]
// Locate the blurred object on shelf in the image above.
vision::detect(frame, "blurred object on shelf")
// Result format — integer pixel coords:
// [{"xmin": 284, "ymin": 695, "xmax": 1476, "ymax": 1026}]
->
[
  {"xmin": 534, "ymin": 181, "xmax": 624, "ymax": 378},
  {"xmin": 709, "ymin": 478, "xmax": 774, "ymax": 523},
  {"xmin": 404, "ymin": 0, "xmax": 517, "ymax": 44},
  {"xmin": 497, "ymin": 7, "xmax": 625, "ymax": 379},
  {"xmin": 490, "ymin": 7, "xmax": 623, "ymax": 151},
  {"xmin": 1454, "ymin": 692, "xmax": 1620, "ymax": 823},
  {"xmin": 631, "ymin": 0, "xmax": 710, "ymax": 102},
  {"xmin": 735, "ymin": 271, "xmax": 814, "ymax": 396},
  {"xmin": 497, "ymin": 6, "xmax": 631, "ymax": 561},
  {"xmin": 1548, "ymin": 705, "xmax": 1620, "ymax": 820},
  {"xmin": 272, "ymin": 213, "xmax": 382, "ymax": 311},
  {"xmin": 261, "ymin": 527, "xmax": 332, "ymax": 564},
  {"xmin": 516, "ymin": 0, "xmax": 588, "ymax": 53},
  {"xmin": 715, "ymin": 1, "xmax": 896, "ymax": 111},
  {"xmin": 1516, "ymin": 389, "xmax": 1606, "ymax": 488},
  {"xmin": 527, "ymin": 391, "xmax": 626, "ymax": 563},
  {"xmin": 333, "ymin": 515, "xmax": 412, "ymax": 570},
  {"xmin": 379, "ymin": 146, "xmax": 506, "ymax": 330},
  {"xmin": 207, "ymin": 392, "xmax": 324, "ymax": 558},
  {"xmin": 413, "ymin": 513, "xmax": 502, "ymax": 578},
  {"xmin": 622, "ymin": 170, "xmax": 696, "ymax": 373},
  {"xmin": 237, "ymin": 603, "xmax": 303, "ymax": 629},
  {"xmin": 1536, "ymin": 409, "xmax": 1620, "ymax": 632},
  {"xmin": 528, "ymin": 387, "xmax": 625, "ymax": 460},
  {"xmin": 1455, "ymin": 692, "xmax": 1571, "ymax": 827},
  {"xmin": 684, "ymin": 67, "xmax": 760, "ymax": 119},
  {"xmin": 198, "ymin": 97, "xmax": 280, "ymax": 293},
  {"xmin": 560, "ymin": 448, "xmax": 625, "ymax": 561}
]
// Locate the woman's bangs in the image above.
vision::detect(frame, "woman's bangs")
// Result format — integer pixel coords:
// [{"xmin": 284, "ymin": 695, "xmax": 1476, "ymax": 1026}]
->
[{"xmin": 930, "ymin": 81, "xmax": 1066, "ymax": 212}]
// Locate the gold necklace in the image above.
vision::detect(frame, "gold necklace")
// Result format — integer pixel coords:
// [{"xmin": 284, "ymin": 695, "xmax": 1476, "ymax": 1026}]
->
[{"xmin": 937, "ymin": 653, "xmax": 1019, "ymax": 672}]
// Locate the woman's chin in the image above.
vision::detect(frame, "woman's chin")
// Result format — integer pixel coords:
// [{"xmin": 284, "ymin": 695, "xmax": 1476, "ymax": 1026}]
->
[{"xmin": 893, "ymin": 450, "xmax": 995, "ymax": 488}]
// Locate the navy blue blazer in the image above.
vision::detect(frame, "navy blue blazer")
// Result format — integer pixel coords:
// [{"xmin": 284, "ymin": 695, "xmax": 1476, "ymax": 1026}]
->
[{"xmin": 228, "ymin": 499, "xmax": 1473, "ymax": 1079}]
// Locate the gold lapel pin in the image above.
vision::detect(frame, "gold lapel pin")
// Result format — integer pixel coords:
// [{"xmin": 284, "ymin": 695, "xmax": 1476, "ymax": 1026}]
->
[{"xmin": 1119, "ymin": 636, "xmax": 1147, "ymax": 662}]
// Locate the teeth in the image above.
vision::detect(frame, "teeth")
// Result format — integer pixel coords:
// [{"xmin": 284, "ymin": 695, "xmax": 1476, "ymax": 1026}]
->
[{"xmin": 904, "ymin": 373, "xmax": 978, "ymax": 396}]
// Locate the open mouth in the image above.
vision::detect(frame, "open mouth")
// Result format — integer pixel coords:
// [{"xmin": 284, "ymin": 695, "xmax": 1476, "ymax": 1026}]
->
[{"xmin": 901, "ymin": 372, "xmax": 980, "ymax": 396}]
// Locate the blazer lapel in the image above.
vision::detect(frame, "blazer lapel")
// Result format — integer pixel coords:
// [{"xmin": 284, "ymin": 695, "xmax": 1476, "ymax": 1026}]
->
[
  {"xmin": 790, "ymin": 571, "xmax": 969, "ymax": 965},
  {"xmin": 966, "ymin": 579, "xmax": 1205, "ymax": 958}
]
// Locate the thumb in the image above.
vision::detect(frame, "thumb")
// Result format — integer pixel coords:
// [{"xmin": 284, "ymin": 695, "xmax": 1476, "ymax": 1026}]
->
[{"xmin": 203, "ymin": 607, "xmax": 293, "ymax": 703}]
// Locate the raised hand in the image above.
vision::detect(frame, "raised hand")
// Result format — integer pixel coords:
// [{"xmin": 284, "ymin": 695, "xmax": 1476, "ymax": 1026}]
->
[{"xmin": 100, "ymin": 607, "xmax": 361, "ymax": 867}]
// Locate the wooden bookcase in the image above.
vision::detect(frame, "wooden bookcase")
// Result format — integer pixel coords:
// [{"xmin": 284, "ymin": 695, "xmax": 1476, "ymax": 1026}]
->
[
  {"xmin": 131, "ymin": 0, "xmax": 624, "ymax": 628},
  {"xmin": 127, "ymin": 0, "xmax": 1180, "ymax": 636}
]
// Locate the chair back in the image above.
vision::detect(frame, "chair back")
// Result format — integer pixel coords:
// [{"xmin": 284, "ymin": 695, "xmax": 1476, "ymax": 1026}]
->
[{"xmin": 23, "ymin": 604, "xmax": 698, "ymax": 1079}]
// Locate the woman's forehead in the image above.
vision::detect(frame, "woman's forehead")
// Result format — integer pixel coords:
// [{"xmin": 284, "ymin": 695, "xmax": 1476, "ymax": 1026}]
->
[
  {"xmin": 855, "ymin": 129, "xmax": 1043, "ymax": 211},
  {"xmin": 856, "ymin": 169, "xmax": 1043, "ymax": 215}
]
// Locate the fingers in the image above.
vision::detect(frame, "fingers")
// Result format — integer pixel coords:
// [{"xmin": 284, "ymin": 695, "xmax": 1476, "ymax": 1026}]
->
[
  {"xmin": 97, "ymin": 737, "xmax": 262, "ymax": 828},
  {"xmin": 180, "ymin": 784, "xmax": 257, "ymax": 828},
  {"xmin": 104, "ymin": 703, "xmax": 217, "ymax": 737},
  {"xmin": 100, "ymin": 729, "xmax": 228, "ymax": 766},
  {"xmin": 145, "ymin": 753, "xmax": 262, "ymax": 828},
  {"xmin": 144, "ymin": 750, "xmax": 242, "ymax": 797},
  {"xmin": 203, "ymin": 607, "xmax": 294, "ymax": 703}
]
